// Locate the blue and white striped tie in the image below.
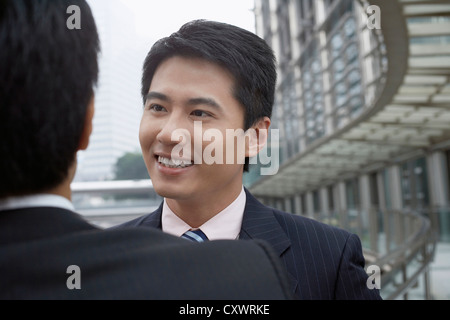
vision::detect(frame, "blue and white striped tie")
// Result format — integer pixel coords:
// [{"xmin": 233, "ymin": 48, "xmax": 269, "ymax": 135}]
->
[{"xmin": 181, "ymin": 229, "xmax": 208, "ymax": 242}]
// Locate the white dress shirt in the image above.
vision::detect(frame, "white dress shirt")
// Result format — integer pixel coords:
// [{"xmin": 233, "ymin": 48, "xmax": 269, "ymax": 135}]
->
[
  {"xmin": 162, "ymin": 186, "xmax": 246, "ymax": 240},
  {"xmin": 0, "ymin": 194, "xmax": 74, "ymax": 212}
]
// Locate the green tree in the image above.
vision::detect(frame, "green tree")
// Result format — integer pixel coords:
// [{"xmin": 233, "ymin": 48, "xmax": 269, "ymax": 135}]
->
[{"xmin": 114, "ymin": 152, "xmax": 148, "ymax": 180}]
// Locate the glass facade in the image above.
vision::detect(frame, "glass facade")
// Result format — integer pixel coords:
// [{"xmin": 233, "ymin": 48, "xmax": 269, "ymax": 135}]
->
[
  {"xmin": 302, "ymin": 44, "xmax": 326, "ymax": 144},
  {"xmin": 326, "ymin": 2, "xmax": 365, "ymax": 128},
  {"xmin": 251, "ymin": 0, "xmax": 450, "ymax": 252},
  {"xmin": 251, "ymin": 0, "xmax": 385, "ymax": 176}
]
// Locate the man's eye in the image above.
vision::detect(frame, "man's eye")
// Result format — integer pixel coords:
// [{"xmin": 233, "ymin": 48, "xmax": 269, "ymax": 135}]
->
[
  {"xmin": 191, "ymin": 110, "xmax": 210, "ymax": 117},
  {"xmin": 150, "ymin": 104, "xmax": 166, "ymax": 112}
]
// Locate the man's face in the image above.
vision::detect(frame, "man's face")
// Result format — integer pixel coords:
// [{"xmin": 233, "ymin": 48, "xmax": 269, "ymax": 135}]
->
[{"xmin": 139, "ymin": 56, "xmax": 247, "ymax": 202}]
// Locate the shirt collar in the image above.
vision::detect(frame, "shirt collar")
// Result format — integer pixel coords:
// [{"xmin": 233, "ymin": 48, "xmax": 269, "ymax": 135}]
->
[
  {"xmin": 0, "ymin": 194, "xmax": 75, "ymax": 212},
  {"xmin": 162, "ymin": 186, "xmax": 246, "ymax": 241}
]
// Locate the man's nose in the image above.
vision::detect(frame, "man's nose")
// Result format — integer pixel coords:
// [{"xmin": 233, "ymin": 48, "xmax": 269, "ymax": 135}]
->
[{"xmin": 156, "ymin": 114, "xmax": 190, "ymax": 147}]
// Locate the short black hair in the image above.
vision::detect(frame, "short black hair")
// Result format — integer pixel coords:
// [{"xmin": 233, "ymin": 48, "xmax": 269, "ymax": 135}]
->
[
  {"xmin": 0, "ymin": 0, "xmax": 100, "ymax": 197},
  {"xmin": 141, "ymin": 20, "xmax": 277, "ymax": 171}
]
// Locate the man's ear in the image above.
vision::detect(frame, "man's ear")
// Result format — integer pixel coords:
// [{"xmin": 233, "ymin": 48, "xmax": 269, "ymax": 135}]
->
[
  {"xmin": 245, "ymin": 117, "xmax": 271, "ymax": 158},
  {"xmin": 78, "ymin": 96, "xmax": 95, "ymax": 151}
]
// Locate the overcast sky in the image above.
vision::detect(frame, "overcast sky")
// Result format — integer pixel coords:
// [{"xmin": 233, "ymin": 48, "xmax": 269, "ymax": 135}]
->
[
  {"xmin": 118, "ymin": 0, "xmax": 255, "ymax": 40},
  {"xmin": 86, "ymin": 0, "xmax": 257, "ymax": 69}
]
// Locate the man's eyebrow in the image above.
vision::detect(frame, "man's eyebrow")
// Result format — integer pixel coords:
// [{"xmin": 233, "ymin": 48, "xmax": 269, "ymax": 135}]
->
[
  {"xmin": 144, "ymin": 91, "xmax": 171, "ymax": 102},
  {"xmin": 145, "ymin": 92, "xmax": 222, "ymax": 110},
  {"xmin": 187, "ymin": 97, "xmax": 222, "ymax": 110}
]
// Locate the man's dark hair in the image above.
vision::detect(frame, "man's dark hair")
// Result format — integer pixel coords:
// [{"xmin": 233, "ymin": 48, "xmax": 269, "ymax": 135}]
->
[
  {"xmin": 141, "ymin": 20, "xmax": 277, "ymax": 171},
  {"xmin": 0, "ymin": 0, "xmax": 100, "ymax": 197}
]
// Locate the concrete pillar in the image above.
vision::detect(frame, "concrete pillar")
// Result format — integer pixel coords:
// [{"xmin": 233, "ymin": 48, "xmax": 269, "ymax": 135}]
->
[
  {"xmin": 376, "ymin": 170, "xmax": 387, "ymax": 212},
  {"xmin": 305, "ymin": 191, "xmax": 314, "ymax": 219},
  {"xmin": 426, "ymin": 151, "xmax": 449, "ymax": 207},
  {"xmin": 336, "ymin": 181, "xmax": 348, "ymax": 229},
  {"xmin": 320, "ymin": 187, "xmax": 330, "ymax": 218},
  {"xmin": 388, "ymin": 164, "xmax": 403, "ymax": 210},
  {"xmin": 359, "ymin": 174, "xmax": 371, "ymax": 225},
  {"xmin": 359, "ymin": 174, "xmax": 372, "ymax": 246}
]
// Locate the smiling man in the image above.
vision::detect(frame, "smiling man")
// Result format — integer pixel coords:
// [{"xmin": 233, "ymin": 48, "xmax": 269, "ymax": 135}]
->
[{"xmin": 117, "ymin": 20, "xmax": 382, "ymax": 300}]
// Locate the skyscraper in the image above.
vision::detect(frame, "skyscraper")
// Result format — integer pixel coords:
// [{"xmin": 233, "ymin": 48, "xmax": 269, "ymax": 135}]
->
[{"xmin": 75, "ymin": 0, "xmax": 144, "ymax": 181}]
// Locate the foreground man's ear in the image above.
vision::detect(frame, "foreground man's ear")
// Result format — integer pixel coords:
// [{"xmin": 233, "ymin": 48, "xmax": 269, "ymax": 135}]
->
[
  {"xmin": 78, "ymin": 96, "xmax": 95, "ymax": 151},
  {"xmin": 245, "ymin": 116, "xmax": 271, "ymax": 158}
]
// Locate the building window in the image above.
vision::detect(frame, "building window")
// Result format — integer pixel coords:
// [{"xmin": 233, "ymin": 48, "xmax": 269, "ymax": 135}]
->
[
  {"xmin": 280, "ymin": 71, "xmax": 299, "ymax": 159},
  {"xmin": 401, "ymin": 157, "xmax": 430, "ymax": 211},
  {"xmin": 278, "ymin": 0, "xmax": 292, "ymax": 64},
  {"xmin": 301, "ymin": 41, "xmax": 325, "ymax": 144},
  {"xmin": 345, "ymin": 177, "xmax": 360, "ymax": 210},
  {"xmin": 313, "ymin": 190, "xmax": 320, "ymax": 215},
  {"xmin": 327, "ymin": 14, "xmax": 365, "ymax": 130},
  {"xmin": 261, "ymin": 0, "xmax": 272, "ymax": 41},
  {"xmin": 295, "ymin": 0, "xmax": 315, "ymax": 45},
  {"xmin": 369, "ymin": 172, "xmax": 379, "ymax": 207}
]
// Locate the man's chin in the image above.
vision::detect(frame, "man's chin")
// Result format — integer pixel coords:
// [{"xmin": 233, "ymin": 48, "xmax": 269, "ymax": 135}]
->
[{"xmin": 153, "ymin": 183, "xmax": 192, "ymax": 201}]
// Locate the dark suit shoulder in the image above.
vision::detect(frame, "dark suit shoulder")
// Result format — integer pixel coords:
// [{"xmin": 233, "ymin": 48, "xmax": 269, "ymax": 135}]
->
[
  {"xmin": 113, "ymin": 204, "xmax": 162, "ymax": 229},
  {"xmin": 104, "ymin": 227, "xmax": 293, "ymax": 299},
  {"xmin": 0, "ymin": 210, "xmax": 292, "ymax": 300},
  {"xmin": 114, "ymin": 213, "xmax": 157, "ymax": 228}
]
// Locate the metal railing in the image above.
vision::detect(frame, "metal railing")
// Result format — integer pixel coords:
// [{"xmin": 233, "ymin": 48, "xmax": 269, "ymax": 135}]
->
[
  {"xmin": 316, "ymin": 207, "xmax": 438, "ymax": 299},
  {"xmin": 369, "ymin": 209, "xmax": 437, "ymax": 299},
  {"xmin": 71, "ymin": 179, "xmax": 162, "ymax": 228}
]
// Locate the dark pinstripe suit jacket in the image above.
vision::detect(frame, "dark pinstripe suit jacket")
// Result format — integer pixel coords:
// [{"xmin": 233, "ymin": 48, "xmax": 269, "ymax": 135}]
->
[
  {"xmin": 117, "ymin": 189, "xmax": 382, "ymax": 300},
  {"xmin": 0, "ymin": 206, "xmax": 293, "ymax": 299}
]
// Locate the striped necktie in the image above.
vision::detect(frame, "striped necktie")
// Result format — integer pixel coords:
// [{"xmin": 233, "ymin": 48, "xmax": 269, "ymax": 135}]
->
[{"xmin": 181, "ymin": 229, "xmax": 208, "ymax": 242}]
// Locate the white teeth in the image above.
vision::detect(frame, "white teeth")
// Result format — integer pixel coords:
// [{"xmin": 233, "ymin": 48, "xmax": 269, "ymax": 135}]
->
[{"xmin": 158, "ymin": 156, "xmax": 193, "ymax": 169}]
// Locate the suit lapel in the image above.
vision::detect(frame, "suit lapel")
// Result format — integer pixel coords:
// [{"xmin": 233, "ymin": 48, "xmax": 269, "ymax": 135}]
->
[
  {"xmin": 240, "ymin": 189, "xmax": 298, "ymax": 293},
  {"xmin": 240, "ymin": 189, "xmax": 291, "ymax": 255},
  {"xmin": 140, "ymin": 202, "xmax": 163, "ymax": 229}
]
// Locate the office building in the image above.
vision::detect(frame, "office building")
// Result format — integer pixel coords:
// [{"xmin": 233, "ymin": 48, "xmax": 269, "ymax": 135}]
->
[
  {"xmin": 250, "ymin": 0, "xmax": 450, "ymax": 241},
  {"xmin": 74, "ymin": 0, "xmax": 143, "ymax": 181}
]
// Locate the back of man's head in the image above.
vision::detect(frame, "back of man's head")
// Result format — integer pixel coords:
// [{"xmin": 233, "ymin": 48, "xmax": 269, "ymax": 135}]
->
[{"xmin": 0, "ymin": 0, "xmax": 100, "ymax": 198}]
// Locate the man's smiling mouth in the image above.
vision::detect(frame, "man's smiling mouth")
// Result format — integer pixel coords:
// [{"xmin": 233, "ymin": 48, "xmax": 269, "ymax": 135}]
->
[{"xmin": 157, "ymin": 156, "xmax": 194, "ymax": 169}]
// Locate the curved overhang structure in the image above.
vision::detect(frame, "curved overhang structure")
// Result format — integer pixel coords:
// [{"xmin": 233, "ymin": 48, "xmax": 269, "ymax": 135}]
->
[{"xmin": 251, "ymin": 0, "xmax": 450, "ymax": 198}]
